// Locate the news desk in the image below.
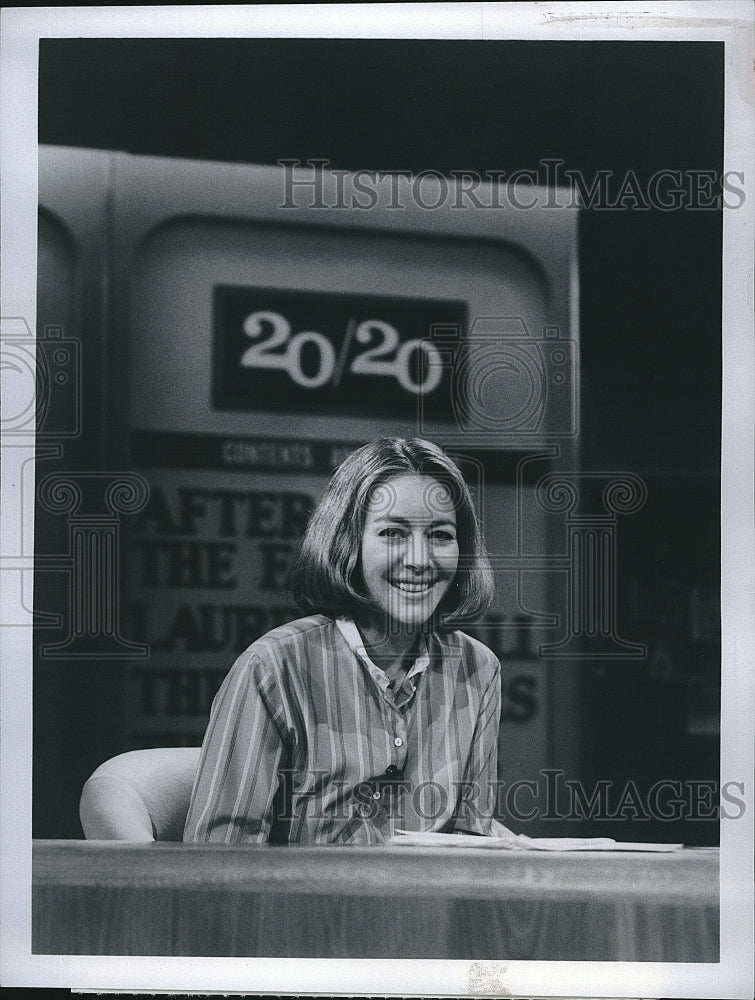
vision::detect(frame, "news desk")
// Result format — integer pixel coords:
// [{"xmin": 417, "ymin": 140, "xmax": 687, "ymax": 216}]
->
[{"xmin": 32, "ymin": 840, "xmax": 719, "ymax": 961}]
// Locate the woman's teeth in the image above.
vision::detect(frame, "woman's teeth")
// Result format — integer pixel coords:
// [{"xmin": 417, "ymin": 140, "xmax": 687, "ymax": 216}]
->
[{"xmin": 391, "ymin": 580, "xmax": 433, "ymax": 593}]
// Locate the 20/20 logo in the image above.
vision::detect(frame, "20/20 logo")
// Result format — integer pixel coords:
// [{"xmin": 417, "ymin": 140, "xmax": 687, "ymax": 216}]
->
[
  {"xmin": 240, "ymin": 310, "xmax": 443, "ymax": 395},
  {"xmin": 213, "ymin": 285, "xmax": 465, "ymax": 422}
]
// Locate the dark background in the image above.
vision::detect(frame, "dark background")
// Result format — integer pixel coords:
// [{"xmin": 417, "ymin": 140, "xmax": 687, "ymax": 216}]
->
[{"xmin": 36, "ymin": 39, "xmax": 723, "ymax": 843}]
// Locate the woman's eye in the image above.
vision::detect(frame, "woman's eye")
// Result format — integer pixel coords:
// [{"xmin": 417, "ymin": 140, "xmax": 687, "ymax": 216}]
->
[
  {"xmin": 379, "ymin": 527, "xmax": 405, "ymax": 539},
  {"xmin": 429, "ymin": 530, "xmax": 456, "ymax": 543}
]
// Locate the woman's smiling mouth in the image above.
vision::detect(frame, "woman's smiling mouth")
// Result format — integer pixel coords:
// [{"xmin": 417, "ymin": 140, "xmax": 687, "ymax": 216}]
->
[{"xmin": 390, "ymin": 578, "xmax": 436, "ymax": 594}]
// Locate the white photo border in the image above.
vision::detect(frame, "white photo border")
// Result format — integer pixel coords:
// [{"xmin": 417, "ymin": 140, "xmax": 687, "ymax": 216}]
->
[{"xmin": 1, "ymin": 3, "xmax": 753, "ymax": 996}]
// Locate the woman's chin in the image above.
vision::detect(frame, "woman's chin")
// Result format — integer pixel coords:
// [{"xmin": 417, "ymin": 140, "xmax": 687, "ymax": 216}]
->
[{"xmin": 385, "ymin": 601, "xmax": 440, "ymax": 632}]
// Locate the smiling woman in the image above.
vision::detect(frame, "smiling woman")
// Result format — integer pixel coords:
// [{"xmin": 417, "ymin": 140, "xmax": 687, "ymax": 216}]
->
[
  {"xmin": 183, "ymin": 437, "xmax": 501, "ymax": 845},
  {"xmin": 358, "ymin": 473, "xmax": 460, "ymax": 639}
]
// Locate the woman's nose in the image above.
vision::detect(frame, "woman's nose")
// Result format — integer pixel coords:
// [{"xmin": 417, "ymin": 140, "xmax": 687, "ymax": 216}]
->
[{"xmin": 402, "ymin": 533, "xmax": 430, "ymax": 569}]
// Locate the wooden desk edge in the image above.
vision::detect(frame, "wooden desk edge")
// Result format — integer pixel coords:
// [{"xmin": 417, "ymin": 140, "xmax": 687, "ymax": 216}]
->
[{"xmin": 32, "ymin": 839, "xmax": 720, "ymax": 905}]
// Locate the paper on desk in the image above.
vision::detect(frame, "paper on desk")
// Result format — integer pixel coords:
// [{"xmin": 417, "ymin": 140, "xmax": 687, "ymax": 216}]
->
[{"xmin": 390, "ymin": 829, "xmax": 684, "ymax": 852}]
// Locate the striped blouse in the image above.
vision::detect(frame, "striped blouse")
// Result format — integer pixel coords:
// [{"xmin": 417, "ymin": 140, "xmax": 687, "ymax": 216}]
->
[{"xmin": 183, "ymin": 614, "xmax": 501, "ymax": 845}]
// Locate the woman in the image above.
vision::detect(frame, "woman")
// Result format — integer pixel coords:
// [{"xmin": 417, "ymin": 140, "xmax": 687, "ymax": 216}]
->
[{"xmin": 183, "ymin": 436, "xmax": 500, "ymax": 845}]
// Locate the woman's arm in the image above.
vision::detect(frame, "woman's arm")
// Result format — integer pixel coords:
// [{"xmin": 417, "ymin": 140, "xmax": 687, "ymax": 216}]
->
[
  {"xmin": 448, "ymin": 654, "xmax": 502, "ymax": 836},
  {"xmin": 183, "ymin": 651, "xmax": 287, "ymax": 843}
]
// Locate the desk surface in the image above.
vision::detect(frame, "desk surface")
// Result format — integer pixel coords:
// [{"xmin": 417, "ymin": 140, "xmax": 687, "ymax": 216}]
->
[{"xmin": 33, "ymin": 840, "xmax": 719, "ymax": 961}]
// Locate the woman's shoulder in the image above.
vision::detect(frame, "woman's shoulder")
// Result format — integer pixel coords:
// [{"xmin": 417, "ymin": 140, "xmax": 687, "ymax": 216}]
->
[
  {"xmin": 438, "ymin": 628, "xmax": 501, "ymax": 674},
  {"xmin": 239, "ymin": 614, "xmax": 335, "ymax": 664}
]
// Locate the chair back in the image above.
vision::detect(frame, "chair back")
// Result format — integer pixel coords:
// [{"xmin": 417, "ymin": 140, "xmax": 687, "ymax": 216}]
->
[{"xmin": 79, "ymin": 747, "xmax": 202, "ymax": 841}]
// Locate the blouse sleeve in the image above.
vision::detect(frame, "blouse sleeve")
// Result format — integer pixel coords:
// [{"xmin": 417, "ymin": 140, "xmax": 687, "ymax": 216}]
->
[
  {"xmin": 183, "ymin": 650, "xmax": 288, "ymax": 843},
  {"xmin": 449, "ymin": 651, "xmax": 502, "ymax": 836}
]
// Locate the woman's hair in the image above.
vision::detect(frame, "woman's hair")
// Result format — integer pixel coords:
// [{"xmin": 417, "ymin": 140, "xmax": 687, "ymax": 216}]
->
[{"xmin": 291, "ymin": 436, "xmax": 494, "ymax": 629}]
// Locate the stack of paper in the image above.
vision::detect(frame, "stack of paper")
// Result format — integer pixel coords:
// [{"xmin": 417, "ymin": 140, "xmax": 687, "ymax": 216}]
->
[{"xmin": 389, "ymin": 829, "xmax": 684, "ymax": 852}]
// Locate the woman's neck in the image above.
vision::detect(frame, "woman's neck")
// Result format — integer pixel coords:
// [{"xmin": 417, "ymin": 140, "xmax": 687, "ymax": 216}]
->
[{"xmin": 353, "ymin": 614, "xmax": 421, "ymax": 673}]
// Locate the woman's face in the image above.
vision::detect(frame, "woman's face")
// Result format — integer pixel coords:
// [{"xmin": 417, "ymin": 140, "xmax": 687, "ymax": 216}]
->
[{"xmin": 358, "ymin": 473, "xmax": 459, "ymax": 632}]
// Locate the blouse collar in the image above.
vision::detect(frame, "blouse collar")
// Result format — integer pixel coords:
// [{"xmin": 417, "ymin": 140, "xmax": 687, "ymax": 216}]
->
[{"xmin": 335, "ymin": 617, "xmax": 429, "ymax": 706}]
